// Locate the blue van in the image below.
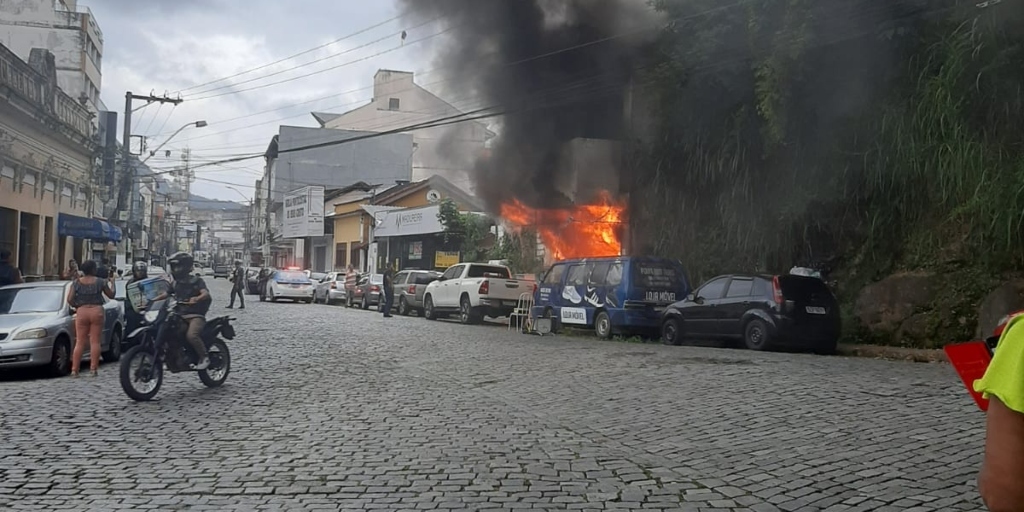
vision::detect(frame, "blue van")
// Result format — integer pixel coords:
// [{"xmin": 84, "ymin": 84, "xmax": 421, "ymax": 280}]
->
[{"xmin": 531, "ymin": 257, "xmax": 690, "ymax": 338}]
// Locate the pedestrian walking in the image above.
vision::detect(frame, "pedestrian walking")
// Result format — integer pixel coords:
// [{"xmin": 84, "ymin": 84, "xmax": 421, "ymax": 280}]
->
[
  {"xmin": 344, "ymin": 265, "xmax": 358, "ymax": 307},
  {"xmin": 0, "ymin": 250, "xmax": 24, "ymax": 287},
  {"xmin": 66, "ymin": 260, "xmax": 114, "ymax": 377},
  {"xmin": 227, "ymin": 260, "xmax": 245, "ymax": 309},
  {"xmin": 382, "ymin": 262, "xmax": 395, "ymax": 318},
  {"xmin": 258, "ymin": 267, "xmax": 271, "ymax": 302}
]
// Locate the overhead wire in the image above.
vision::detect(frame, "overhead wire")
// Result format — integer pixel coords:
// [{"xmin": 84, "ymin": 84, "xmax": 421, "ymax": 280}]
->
[{"xmin": 174, "ymin": 13, "xmax": 405, "ymax": 95}]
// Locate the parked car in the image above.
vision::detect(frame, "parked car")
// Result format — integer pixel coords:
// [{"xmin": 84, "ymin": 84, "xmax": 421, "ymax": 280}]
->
[
  {"xmin": 309, "ymin": 272, "xmax": 327, "ymax": 284},
  {"xmin": 244, "ymin": 267, "xmax": 263, "ymax": 294},
  {"xmin": 531, "ymin": 257, "xmax": 690, "ymax": 338},
  {"xmin": 0, "ymin": 281, "xmax": 124, "ymax": 376},
  {"xmin": 348, "ymin": 274, "xmax": 384, "ymax": 310},
  {"xmin": 423, "ymin": 263, "xmax": 533, "ymax": 324},
  {"xmin": 660, "ymin": 273, "xmax": 840, "ymax": 354},
  {"xmin": 313, "ymin": 272, "xmax": 348, "ymax": 305},
  {"xmin": 212, "ymin": 264, "xmax": 230, "ymax": 279},
  {"xmin": 265, "ymin": 269, "xmax": 314, "ymax": 303},
  {"xmin": 393, "ymin": 270, "xmax": 442, "ymax": 316}
]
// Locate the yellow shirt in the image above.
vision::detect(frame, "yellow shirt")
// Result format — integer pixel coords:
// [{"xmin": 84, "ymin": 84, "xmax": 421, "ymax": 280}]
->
[{"xmin": 974, "ymin": 315, "xmax": 1024, "ymax": 414}]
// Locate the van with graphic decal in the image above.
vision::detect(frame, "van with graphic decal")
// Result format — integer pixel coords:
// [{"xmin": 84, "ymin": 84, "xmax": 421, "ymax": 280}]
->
[{"xmin": 531, "ymin": 257, "xmax": 690, "ymax": 339}]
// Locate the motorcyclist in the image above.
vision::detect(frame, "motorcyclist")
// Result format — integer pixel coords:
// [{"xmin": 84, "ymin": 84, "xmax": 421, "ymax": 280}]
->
[{"xmin": 166, "ymin": 252, "xmax": 211, "ymax": 370}]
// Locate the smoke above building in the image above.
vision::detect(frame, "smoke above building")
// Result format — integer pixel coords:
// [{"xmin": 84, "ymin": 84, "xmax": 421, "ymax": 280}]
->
[{"xmin": 399, "ymin": 0, "xmax": 660, "ymax": 212}]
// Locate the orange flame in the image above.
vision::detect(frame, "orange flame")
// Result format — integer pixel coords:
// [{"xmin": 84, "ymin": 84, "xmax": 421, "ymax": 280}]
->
[{"xmin": 500, "ymin": 191, "xmax": 625, "ymax": 261}]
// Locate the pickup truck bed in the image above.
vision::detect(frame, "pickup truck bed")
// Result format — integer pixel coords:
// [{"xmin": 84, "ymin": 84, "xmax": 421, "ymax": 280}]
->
[{"xmin": 423, "ymin": 263, "xmax": 534, "ymax": 324}]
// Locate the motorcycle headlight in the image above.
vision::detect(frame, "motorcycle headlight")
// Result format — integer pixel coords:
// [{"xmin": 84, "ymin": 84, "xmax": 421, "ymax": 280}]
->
[
  {"xmin": 13, "ymin": 328, "xmax": 48, "ymax": 340},
  {"xmin": 144, "ymin": 310, "xmax": 160, "ymax": 323}
]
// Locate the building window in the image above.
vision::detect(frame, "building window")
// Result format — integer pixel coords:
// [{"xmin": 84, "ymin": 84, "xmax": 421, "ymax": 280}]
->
[{"xmin": 388, "ymin": 98, "xmax": 400, "ymax": 111}]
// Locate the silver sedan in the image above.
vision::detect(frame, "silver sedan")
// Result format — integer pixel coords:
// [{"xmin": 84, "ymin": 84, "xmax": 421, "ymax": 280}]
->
[{"xmin": 0, "ymin": 281, "xmax": 125, "ymax": 376}]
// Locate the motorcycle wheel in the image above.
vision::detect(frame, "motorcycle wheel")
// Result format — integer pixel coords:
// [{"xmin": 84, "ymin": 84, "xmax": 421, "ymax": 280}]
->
[
  {"xmin": 120, "ymin": 345, "xmax": 163, "ymax": 402},
  {"xmin": 199, "ymin": 340, "xmax": 231, "ymax": 388}
]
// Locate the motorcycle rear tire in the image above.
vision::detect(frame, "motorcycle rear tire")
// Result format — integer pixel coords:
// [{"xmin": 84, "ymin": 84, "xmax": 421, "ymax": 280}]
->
[
  {"xmin": 199, "ymin": 340, "xmax": 231, "ymax": 388},
  {"xmin": 120, "ymin": 345, "xmax": 163, "ymax": 402}
]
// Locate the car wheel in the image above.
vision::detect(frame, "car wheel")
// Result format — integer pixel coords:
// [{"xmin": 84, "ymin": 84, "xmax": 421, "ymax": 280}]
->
[
  {"xmin": 398, "ymin": 297, "xmax": 410, "ymax": 316},
  {"xmin": 424, "ymin": 296, "xmax": 437, "ymax": 320},
  {"xmin": 103, "ymin": 327, "xmax": 123, "ymax": 362},
  {"xmin": 661, "ymin": 317, "xmax": 683, "ymax": 346},
  {"xmin": 595, "ymin": 311, "xmax": 612, "ymax": 339},
  {"xmin": 744, "ymin": 318, "xmax": 772, "ymax": 351},
  {"xmin": 49, "ymin": 336, "xmax": 72, "ymax": 377},
  {"xmin": 460, "ymin": 296, "xmax": 480, "ymax": 325}
]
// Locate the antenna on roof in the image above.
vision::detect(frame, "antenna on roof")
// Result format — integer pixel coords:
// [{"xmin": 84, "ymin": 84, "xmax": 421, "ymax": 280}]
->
[{"xmin": 401, "ymin": 30, "xmax": 407, "ymax": 46}]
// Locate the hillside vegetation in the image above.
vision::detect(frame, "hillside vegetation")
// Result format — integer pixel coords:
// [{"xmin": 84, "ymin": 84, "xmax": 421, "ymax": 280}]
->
[{"xmin": 628, "ymin": 0, "xmax": 1024, "ymax": 346}]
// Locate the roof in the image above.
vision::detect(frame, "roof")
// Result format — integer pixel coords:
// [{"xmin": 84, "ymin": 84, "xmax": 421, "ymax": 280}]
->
[
  {"xmin": 311, "ymin": 112, "xmax": 343, "ymax": 127},
  {"xmin": 371, "ymin": 174, "xmax": 482, "ymax": 211}
]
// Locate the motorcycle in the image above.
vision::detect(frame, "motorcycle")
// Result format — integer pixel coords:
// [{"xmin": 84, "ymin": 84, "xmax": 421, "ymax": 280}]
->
[
  {"xmin": 945, "ymin": 309, "xmax": 1023, "ymax": 411},
  {"xmin": 119, "ymin": 277, "xmax": 235, "ymax": 402}
]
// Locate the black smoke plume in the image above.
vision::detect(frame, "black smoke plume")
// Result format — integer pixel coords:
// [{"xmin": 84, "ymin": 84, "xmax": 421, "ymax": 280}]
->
[{"xmin": 399, "ymin": 0, "xmax": 659, "ymax": 211}]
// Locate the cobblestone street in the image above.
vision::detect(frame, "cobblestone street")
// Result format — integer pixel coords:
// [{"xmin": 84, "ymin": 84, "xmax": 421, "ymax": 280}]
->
[{"xmin": 0, "ymin": 280, "xmax": 986, "ymax": 511}]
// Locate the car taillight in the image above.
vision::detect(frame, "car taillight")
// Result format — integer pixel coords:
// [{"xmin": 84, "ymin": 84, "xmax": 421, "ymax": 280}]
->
[
  {"xmin": 772, "ymin": 275, "xmax": 784, "ymax": 305},
  {"xmin": 408, "ymin": 285, "xmax": 416, "ymax": 294},
  {"xmin": 330, "ymin": 282, "xmax": 336, "ymax": 289},
  {"xmin": 479, "ymin": 280, "xmax": 489, "ymax": 295},
  {"xmin": 371, "ymin": 285, "xmax": 379, "ymax": 292}
]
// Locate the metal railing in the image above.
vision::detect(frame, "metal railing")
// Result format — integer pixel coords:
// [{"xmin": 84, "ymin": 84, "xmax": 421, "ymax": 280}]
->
[{"xmin": 0, "ymin": 44, "xmax": 92, "ymax": 139}]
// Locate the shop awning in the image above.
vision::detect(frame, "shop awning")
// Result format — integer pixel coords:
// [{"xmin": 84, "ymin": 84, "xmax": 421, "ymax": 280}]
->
[{"xmin": 58, "ymin": 213, "xmax": 122, "ymax": 242}]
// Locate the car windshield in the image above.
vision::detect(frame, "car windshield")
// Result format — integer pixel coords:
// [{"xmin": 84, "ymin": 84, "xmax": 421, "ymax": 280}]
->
[
  {"xmin": 370, "ymin": 274, "xmax": 384, "ymax": 284},
  {"xmin": 115, "ymin": 280, "xmax": 127, "ymax": 299},
  {"xmin": 0, "ymin": 287, "xmax": 65, "ymax": 314},
  {"xmin": 310, "ymin": 272, "xmax": 327, "ymax": 281},
  {"xmin": 467, "ymin": 265, "xmax": 510, "ymax": 279}
]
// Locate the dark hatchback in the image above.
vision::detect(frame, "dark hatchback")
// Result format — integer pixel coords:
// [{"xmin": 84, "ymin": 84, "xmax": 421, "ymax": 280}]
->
[{"xmin": 660, "ymin": 273, "xmax": 840, "ymax": 354}]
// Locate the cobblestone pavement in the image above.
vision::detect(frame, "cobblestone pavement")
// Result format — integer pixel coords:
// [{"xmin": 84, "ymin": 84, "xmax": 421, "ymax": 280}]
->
[{"xmin": 0, "ymin": 279, "xmax": 986, "ymax": 511}]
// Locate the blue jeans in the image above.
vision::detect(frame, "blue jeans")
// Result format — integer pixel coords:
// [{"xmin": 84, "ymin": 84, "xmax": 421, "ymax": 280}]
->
[{"xmin": 382, "ymin": 292, "xmax": 394, "ymax": 316}]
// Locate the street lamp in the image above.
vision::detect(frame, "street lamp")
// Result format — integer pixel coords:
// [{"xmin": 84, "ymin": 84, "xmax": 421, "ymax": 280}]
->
[{"xmin": 141, "ymin": 120, "xmax": 208, "ymax": 164}]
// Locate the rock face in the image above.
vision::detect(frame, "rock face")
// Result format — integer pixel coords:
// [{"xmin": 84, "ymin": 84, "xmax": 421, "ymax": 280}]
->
[
  {"xmin": 854, "ymin": 272, "xmax": 938, "ymax": 340},
  {"xmin": 975, "ymin": 280, "xmax": 1024, "ymax": 338}
]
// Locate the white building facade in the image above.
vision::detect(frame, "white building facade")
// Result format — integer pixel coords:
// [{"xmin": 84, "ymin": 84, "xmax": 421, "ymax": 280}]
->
[
  {"xmin": 316, "ymin": 69, "xmax": 494, "ymax": 192},
  {"xmin": 0, "ymin": 0, "xmax": 104, "ymax": 113}
]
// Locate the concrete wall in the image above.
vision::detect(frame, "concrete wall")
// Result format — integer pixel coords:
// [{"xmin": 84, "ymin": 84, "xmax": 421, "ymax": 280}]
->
[
  {"xmin": 0, "ymin": 1, "xmax": 103, "ymax": 111},
  {"xmin": 325, "ymin": 70, "xmax": 491, "ymax": 192},
  {"xmin": 271, "ymin": 126, "xmax": 413, "ymax": 204}
]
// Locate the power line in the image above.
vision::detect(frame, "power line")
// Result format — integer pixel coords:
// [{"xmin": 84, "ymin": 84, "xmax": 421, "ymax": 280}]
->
[{"xmin": 174, "ymin": 14, "xmax": 404, "ymax": 95}]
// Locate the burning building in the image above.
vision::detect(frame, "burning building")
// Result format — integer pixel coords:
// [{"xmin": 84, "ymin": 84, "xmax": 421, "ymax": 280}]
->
[{"xmin": 399, "ymin": 0, "xmax": 657, "ymax": 264}]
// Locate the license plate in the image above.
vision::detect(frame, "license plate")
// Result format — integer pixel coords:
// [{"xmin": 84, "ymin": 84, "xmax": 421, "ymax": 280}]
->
[
  {"xmin": 806, "ymin": 306, "xmax": 826, "ymax": 315},
  {"xmin": 291, "ymin": 284, "xmax": 302, "ymax": 288}
]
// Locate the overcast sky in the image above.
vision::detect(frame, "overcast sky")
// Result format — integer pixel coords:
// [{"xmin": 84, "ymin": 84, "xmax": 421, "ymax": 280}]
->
[{"xmin": 85, "ymin": 0, "xmax": 445, "ymax": 201}]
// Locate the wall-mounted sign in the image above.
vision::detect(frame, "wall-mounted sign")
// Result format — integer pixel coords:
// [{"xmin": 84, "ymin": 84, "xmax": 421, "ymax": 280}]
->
[
  {"xmin": 409, "ymin": 241, "xmax": 423, "ymax": 260},
  {"xmin": 283, "ymin": 186, "xmax": 325, "ymax": 238},
  {"xmin": 435, "ymin": 251, "xmax": 460, "ymax": 268}
]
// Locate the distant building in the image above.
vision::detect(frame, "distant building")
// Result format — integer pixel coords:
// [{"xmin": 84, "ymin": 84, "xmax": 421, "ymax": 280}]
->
[
  {"xmin": 0, "ymin": 0, "xmax": 104, "ymax": 114},
  {"xmin": 316, "ymin": 69, "xmax": 495, "ymax": 193}
]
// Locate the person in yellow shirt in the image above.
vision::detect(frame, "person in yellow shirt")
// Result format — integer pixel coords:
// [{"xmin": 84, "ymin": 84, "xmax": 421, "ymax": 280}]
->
[{"xmin": 974, "ymin": 314, "xmax": 1024, "ymax": 512}]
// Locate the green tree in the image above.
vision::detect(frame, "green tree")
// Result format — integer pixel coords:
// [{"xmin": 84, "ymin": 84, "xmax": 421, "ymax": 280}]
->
[{"xmin": 437, "ymin": 199, "xmax": 494, "ymax": 262}]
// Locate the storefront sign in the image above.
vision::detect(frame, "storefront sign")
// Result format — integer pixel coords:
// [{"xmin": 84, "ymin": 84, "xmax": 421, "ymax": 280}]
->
[
  {"xmin": 283, "ymin": 186, "xmax": 325, "ymax": 238},
  {"xmin": 374, "ymin": 205, "xmax": 445, "ymax": 238},
  {"xmin": 409, "ymin": 241, "xmax": 423, "ymax": 260},
  {"xmin": 435, "ymin": 251, "xmax": 460, "ymax": 268}
]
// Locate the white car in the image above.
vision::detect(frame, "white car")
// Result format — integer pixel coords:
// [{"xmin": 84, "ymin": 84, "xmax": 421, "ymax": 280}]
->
[
  {"xmin": 422, "ymin": 263, "xmax": 533, "ymax": 324},
  {"xmin": 265, "ymin": 268, "xmax": 314, "ymax": 303}
]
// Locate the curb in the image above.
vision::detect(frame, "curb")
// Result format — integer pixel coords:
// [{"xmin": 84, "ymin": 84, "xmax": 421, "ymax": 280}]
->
[{"xmin": 837, "ymin": 343, "xmax": 948, "ymax": 363}]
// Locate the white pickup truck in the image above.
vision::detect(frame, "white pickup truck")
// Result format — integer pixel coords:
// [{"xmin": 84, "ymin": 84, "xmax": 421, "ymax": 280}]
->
[{"xmin": 423, "ymin": 263, "xmax": 534, "ymax": 324}]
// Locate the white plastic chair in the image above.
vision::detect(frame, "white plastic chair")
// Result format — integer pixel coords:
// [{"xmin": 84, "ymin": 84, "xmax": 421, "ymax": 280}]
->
[{"xmin": 509, "ymin": 292, "xmax": 534, "ymax": 332}]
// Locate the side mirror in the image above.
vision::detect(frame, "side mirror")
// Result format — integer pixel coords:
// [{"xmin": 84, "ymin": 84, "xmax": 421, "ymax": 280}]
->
[{"xmin": 693, "ymin": 295, "xmax": 705, "ymax": 305}]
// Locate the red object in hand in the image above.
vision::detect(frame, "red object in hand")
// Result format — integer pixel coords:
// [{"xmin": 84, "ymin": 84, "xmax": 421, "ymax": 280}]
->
[{"xmin": 944, "ymin": 341, "xmax": 993, "ymax": 412}]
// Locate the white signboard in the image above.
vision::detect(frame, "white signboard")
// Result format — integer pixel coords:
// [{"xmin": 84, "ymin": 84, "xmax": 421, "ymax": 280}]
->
[
  {"xmin": 373, "ymin": 204, "xmax": 445, "ymax": 238},
  {"xmin": 283, "ymin": 186, "xmax": 325, "ymax": 238}
]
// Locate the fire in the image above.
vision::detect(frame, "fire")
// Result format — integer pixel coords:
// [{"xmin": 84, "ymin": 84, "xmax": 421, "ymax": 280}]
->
[{"xmin": 500, "ymin": 191, "xmax": 625, "ymax": 261}]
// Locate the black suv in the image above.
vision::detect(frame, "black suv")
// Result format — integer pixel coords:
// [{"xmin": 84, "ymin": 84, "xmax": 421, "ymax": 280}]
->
[{"xmin": 660, "ymin": 273, "xmax": 840, "ymax": 354}]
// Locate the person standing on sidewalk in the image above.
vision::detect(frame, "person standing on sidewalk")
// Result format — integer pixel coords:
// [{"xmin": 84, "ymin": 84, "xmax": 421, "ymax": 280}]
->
[
  {"xmin": 0, "ymin": 250, "xmax": 23, "ymax": 287},
  {"xmin": 227, "ymin": 260, "xmax": 245, "ymax": 309},
  {"xmin": 66, "ymin": 260, "xmax": 114, "ymax": 377},
  {"xmin": 381, "ymin": 262, "xmax": 395, "ymax": 318}
]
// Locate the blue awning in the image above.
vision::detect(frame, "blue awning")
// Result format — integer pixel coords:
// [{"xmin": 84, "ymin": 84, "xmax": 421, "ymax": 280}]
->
[{"xmin": 58, "ymin": 213, "xmax": 122, "ymax": 242}]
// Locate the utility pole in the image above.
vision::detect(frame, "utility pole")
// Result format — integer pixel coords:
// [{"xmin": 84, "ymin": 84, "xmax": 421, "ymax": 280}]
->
[{"xmin": 119, "ymin": 91, "xmax": 183, "ymax": 261}]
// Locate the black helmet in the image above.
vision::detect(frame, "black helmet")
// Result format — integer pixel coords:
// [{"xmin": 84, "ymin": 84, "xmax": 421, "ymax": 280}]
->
[
  {"xmin": 167, "ymin": 252, "xmax": 194, "ymax": 280},
  {"xmin": 132, "ymin": 261, "xmax": 148, "ymax": 277}
]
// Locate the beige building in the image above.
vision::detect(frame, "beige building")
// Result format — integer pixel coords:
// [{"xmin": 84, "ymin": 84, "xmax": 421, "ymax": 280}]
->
[
  {"xmin": 315, "ymin": 69, "xmax": 494, "ymax": 192},
  {"xmin": 0, "ymin": 44, "xmax": 105, "ymax": 279},
  {"xmin": 0, "ymin": 0, "xmax": 104, "ymax": 113}
]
